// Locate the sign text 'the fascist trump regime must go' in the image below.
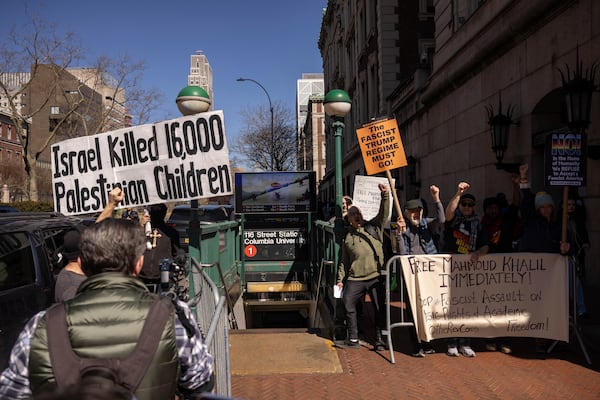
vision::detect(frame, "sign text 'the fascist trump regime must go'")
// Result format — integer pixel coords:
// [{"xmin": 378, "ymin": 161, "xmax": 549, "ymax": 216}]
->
[
  {"xmin": 51, "ymin": 110, "xmax": 233, "ymax": 215},
  {"xmin": 356, "ymin": 118, "xmax": 407, "ymax": 175}
]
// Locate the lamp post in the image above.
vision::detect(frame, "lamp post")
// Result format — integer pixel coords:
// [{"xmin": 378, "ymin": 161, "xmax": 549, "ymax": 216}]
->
[
  {"xmin": 236, "ymin": 78, "xmax": 274, "ymax": 171},
  {"xmin": 175, "ymin": 85, "xmax": 212, "ymax": 262},
  {"xmin": 486, "ymin": 96, "xmax": 519, "ymax": 174},
  {"xmin": 559, "ymin": 49, "xmax": 598, "ymax": 240},
  {"xmin": 560, "ymin": 48, "xmax": 597, "ymax": 134},
  {"xmin": 324, "ymin": 89, "xmax": 351, "ymax": 245}
]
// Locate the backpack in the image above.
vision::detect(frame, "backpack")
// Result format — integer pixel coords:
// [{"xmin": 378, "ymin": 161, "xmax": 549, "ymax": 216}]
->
[{"xmin": 42, "ymin": 296, "xmax": 174, "ymax": 398}]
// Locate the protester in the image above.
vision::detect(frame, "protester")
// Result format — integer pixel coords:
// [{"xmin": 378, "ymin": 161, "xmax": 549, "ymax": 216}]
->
[
  {"xmin": 336, "ymin": 183, "xmax": 390, "ymax": 350},
  {"xmin": 481, "ymin": 174, "xmax": 522, "ymax": 354},
  {"xmin": 396, "ymin": 184, "xmax": 445, "ymax": 357},
  {"xmin": 96, "ymin": 188, "xmax": 150, "ymax": 229},
  {"xmin": 518, "ymin": 164, "xmax": 569, "ymax": 255},
  {"xmin": 443, "ymin": 181, "xmax": 489, "ymax": 357},
  {"xmin": 53, "ymin": 229, "xmax": 85, "ymax": 303},
  {"xmin": 328, "ymin": 195, "xmax": 353, "ymax": 223},
  {"xmin": 518, "ymin": 163, "xmax": 571, "ymax": 352},
  {"xmin": 0, "ymin": 218, "xmax": 214, "ymax": 399}
]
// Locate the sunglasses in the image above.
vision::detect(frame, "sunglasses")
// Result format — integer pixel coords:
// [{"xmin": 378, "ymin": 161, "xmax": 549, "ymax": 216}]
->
[{"xmin": 460, "ymin": 202, "xmax": 475, "ymax": 207}]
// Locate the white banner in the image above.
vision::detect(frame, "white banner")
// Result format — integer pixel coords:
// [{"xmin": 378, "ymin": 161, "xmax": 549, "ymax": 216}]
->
[
  {"xmin": 399, "ymin": 253, "xmax": 569, "ymax": 342},
  {"xmin": 51, "ymin": 111, "xmax": 233, "ymax": 215}
]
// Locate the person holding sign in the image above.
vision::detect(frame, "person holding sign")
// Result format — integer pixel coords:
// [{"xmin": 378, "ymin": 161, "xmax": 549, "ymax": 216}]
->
[
  {"xmin": 396, "ymin": 184, "xmax": 445, "ymax": 357},
  {"xmin": 336, "ymin": 183, "xmax": 390, "ymax": 350},
  {"xmin": 443, "ymin": 181, "xmax": 489, "ymax": 357},
  {"xmin": 518, "ymin": 163, "xmax": 573, "ymax": 353},
  {"xmin": 518, "ymin": 164, "xmax": 570, "ymax": 256},
  {"xmin": 481, "ymin": 175, "xmax": 523, "ymax": 354}
]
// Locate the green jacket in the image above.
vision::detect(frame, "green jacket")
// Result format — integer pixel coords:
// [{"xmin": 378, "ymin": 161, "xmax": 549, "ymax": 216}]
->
[
  {"xmin": 29, "ymin": 273, "xmax": 180, "ymax": 400},
  {"xmin": 338, "ymin": 191, "xmax": 390, "ymax": 282}
]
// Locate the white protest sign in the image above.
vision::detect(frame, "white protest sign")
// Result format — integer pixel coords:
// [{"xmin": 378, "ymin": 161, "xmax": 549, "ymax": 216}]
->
[
  {"xmin": 399, "ymin": 253, "xmax": 569, "ymax": 342},
  {"xmin": 51, "ymin": 110, "xmax": 233, "ymax": 215},
  {"xmin": 352, "ymin": 175, "xmax": 394, "ymax": 226}
]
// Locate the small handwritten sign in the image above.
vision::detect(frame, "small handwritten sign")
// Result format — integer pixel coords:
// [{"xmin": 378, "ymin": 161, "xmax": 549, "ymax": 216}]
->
[
  {"xmin": 352, "ymin": 175, "xmax": 394, "ymax": 225},
  {"xmin": 399, "ymin": 253, "xmax": 569, "ymax": 342}
]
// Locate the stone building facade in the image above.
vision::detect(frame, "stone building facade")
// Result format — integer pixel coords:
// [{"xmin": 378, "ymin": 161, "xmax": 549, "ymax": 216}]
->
[{"xmin": 319, "ymin": 0, "xmax": 600, "ymax": 286}]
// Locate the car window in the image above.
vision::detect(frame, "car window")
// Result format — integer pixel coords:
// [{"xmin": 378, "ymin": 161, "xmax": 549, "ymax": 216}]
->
[{"xmin": 0, "ymin": 233, "xmax": 36, "ymax": 290}]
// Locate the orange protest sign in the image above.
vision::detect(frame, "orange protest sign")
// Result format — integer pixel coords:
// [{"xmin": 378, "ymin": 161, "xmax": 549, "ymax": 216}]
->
[{"xmin": 356, "ymin": 118, "xmax": 407, "ymax": 175}]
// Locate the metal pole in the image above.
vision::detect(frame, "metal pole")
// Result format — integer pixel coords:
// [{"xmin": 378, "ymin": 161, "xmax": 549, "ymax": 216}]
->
[
  {"xmin": 332, "ymin": 117, "xmax": 345, "ymax": 258},
  {"xmin": 237, "ymin": 78, "xmax": 274, "ymax": 171}
]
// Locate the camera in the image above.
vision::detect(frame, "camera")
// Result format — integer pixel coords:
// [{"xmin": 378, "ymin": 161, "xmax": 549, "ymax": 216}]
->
[{"xmin": 159, "ymin": 254, "xmax": 189, "ymax": 302}]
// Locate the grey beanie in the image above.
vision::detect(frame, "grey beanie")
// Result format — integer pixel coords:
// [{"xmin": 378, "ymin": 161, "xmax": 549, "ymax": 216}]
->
[{"xmin": 534, "ymin": 192, "xmax": 554, "ymax": 210}]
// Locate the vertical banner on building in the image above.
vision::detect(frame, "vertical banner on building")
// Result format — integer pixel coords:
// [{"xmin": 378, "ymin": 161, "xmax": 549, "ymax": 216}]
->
[
  {"xmin": 399, "ymin": 253, "xmax": 569, "ymax": 342},
  {"xmin": 355, "ymin": 118, "xmax": 407, "ymax": 175},
  {"xmin": 545, "ymin": 131, "xmax": 587, "ymax": 187}
]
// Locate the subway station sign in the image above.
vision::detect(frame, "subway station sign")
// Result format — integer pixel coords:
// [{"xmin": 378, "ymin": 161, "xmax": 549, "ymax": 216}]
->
[{"xmin": 356, "ymin": 117, "xmax": 407, "ymax": 175}]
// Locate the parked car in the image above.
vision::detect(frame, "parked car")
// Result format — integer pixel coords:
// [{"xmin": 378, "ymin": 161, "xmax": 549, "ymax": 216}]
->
[
  {"xmin": 0, "ymin": 212, "xmax": 84, "ymax": 369},
  {"xmin": 166, "ymin": 204, "xmax": 235, "ymax": 250},
  {"xmin": 0, "ymin": 205, "xmax": 19, "ymax": 213}
]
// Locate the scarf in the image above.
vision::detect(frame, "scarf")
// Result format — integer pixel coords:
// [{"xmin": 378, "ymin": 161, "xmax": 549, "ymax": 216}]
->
[{"xmin": 452, "ymin": 209, "xmax": 480, "ymax": 252}]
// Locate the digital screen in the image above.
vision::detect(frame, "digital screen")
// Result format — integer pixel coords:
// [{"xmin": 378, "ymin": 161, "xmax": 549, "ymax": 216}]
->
[{"xmin": 234, "ymin": 171, "xmax": 316, "ymax": 214}]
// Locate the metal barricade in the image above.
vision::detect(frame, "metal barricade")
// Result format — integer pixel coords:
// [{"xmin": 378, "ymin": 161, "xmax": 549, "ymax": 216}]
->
[
  {"xmin": 382, "ymin": 254, "xmax": 415, "ymax": 364},
  {"xmin": 188, "ymin": 258, "xmax": 231, "ymax": 397}
]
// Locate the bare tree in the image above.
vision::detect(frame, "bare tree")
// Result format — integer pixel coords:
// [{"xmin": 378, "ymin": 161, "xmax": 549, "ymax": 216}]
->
[
  {"xmin": 231, "ymin": 101, "xmax": 297, "ymax": 171},
  {"xmin": 0, "ymin": 12, "xmax": 164, "ymax": 201}
]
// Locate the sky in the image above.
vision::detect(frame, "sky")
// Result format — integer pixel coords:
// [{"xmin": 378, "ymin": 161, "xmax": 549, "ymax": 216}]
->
[{"xmin": 3, "ymin": 0, "xmax": 328, "ymax": 166}]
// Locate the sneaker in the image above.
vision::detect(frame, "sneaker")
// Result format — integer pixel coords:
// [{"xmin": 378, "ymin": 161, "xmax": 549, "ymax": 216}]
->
[
  {"xmin": 374, "ymin": 339, "xmax": 388, "ymax": 351},
  {"xmin": 411, "ymin": 349, "xmax": 426, "ymax": 358},
  {"xmin": 447, "ymin": 345, "xmax": 459, "ymax": 357},
  {"xmin": 499, "ymin": 344, "xmax": 512, "ymax": 354},
  {"xmin": 344, "ymin": 338, "xmax": 360, "ymax": 349},
  {"xmin": 459, "ymin": 345, "xmax": 476, "ymax": 357},
  {"xmin": 485, "ymin": 343, "xmax": 497, "ymax": 352}
]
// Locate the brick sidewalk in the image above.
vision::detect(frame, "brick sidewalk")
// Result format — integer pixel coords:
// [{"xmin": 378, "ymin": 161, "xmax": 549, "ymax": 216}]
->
[
  {"xmin": 231, "ymin": 286, "xmax": 600, "ymax": 400},
  {"xmin": 232, "ymin": 330, "xmax": 600, "ymax": 400}
]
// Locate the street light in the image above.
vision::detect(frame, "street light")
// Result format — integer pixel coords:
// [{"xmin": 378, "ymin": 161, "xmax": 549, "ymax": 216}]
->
[
  {"xmin": 236, "ymin": 77, "xmax": 274, "ymax": 171},
  {"xmin": 324, "ymin": 88, "xmax": 351, "ymax": 342},
  {"xmin": 324, "ymin": 89, "xmax": 351, "ymax": 220},
  {"xmin": 486, "ymin": 95, "xmax": 519, "ymax": 174},
  {"xmin": 175, "ymin": 85, "xmax": 212, "ymax": 264},
  {"xmin": 176, "ymin": 85, "xmax": 211, "ymax": 116}
]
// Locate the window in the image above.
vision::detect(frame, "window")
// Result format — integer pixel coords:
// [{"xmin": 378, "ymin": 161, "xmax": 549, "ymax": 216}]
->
[
  {"xmin": 50, "ymin": 106, "xmax": 60, "ymax": 115},
  {"xmin": 454, "ymin": 0, "xmax": 486, "ymax": 28},
  {"xmin": 0, "ymin": 233, "xmax": 36, "ymax": 290}
]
